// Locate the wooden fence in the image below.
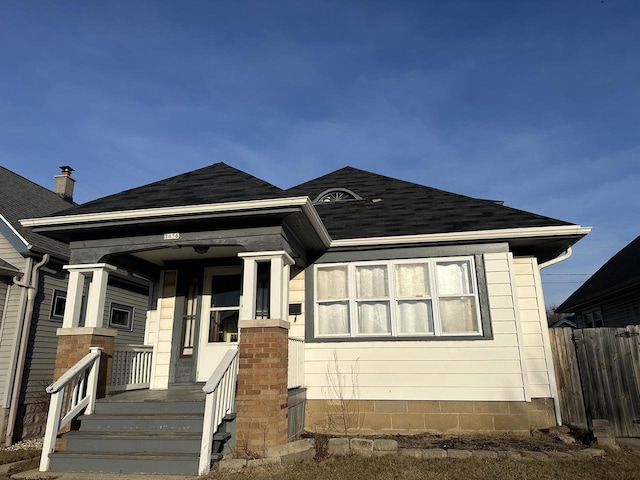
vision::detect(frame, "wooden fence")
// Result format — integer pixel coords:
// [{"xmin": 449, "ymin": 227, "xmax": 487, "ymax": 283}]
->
[{"xmin": 550, "ymin": 326, "xmax": 640, "ymax": 437}]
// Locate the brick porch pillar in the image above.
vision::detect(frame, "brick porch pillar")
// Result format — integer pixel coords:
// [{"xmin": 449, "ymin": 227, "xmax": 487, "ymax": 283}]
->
[
  {"xmin": 53, "ymin": 327, "xmax": 118, "ymax": 398},
  {"xmin": 236, "ymin": 319, "xmax": 289, "ymax": 456}
]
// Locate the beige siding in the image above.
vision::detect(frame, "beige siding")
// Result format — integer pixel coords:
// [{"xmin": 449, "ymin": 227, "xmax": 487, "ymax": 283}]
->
[
  {"xmin": 288, "ymin": 268, "xmax": 305, "ymax": 338},
  {"xmin": 150, "ymin": 271, "xmax": 177, "ymax": 389},
  {"xmin": 513, "ymin": 257, "xmax": 553, "ymax": 398},
  {"xmin": 304, "ymin": 252, "xmax": 533, "ymax": 402},
  {"xmin": 0, "ymin": 236, "xmax": 26, "ymax": 408}
]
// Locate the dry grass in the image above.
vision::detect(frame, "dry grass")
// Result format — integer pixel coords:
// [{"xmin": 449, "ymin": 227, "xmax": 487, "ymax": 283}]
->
[{"xmin": 209, "ymin": 449, "xmax": 640, "ymax": 480}]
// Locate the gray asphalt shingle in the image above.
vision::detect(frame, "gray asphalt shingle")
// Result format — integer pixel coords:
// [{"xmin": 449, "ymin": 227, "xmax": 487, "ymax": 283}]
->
[{"xmin": 0, "ymin": 167, "xmax": 72, "ymax": 259}]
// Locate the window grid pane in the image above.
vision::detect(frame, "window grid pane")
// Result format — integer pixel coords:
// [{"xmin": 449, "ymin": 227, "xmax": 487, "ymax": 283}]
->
[
  {"xmin": 317, "ymin": 301, "xmax": 350, "ymax": 335},
  {"xmin": 396, "ymin": 300, "xmax": 434, "ymax": 334},
  {"xmin": 357, "ymin": 301, "xmax": 391, "ymax": 335}
]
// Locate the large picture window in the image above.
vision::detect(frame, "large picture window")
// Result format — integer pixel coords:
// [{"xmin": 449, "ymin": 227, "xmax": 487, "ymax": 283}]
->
[{"xmin": 315, "ymin": 257, "xmax": 483, "ymax": 339}]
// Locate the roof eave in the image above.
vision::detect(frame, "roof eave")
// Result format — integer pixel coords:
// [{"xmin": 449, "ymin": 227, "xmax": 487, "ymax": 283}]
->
[
  {"xmin": 330, "ymin": 225, "xmax": 592, "ymax": 248},
  {"xmin": 21, "ymin": 197, "xmax": 333, "ymax": 249}
]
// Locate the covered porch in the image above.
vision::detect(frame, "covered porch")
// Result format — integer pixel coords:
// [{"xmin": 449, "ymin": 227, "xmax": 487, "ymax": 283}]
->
[{"xmin": 26, "ymin": 195, "xmax": 327, "ymax": 475}]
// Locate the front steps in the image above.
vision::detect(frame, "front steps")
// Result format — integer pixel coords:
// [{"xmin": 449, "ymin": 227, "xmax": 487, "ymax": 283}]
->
[{"xmin": 46, "ymin": 397, "xmax": 233, "ymax": 475}]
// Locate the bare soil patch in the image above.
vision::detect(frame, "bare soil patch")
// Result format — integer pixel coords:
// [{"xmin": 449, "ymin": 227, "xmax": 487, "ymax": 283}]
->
[{"xmin": 384, "ymin": 428, "xmax": 593, "ymax": 452}]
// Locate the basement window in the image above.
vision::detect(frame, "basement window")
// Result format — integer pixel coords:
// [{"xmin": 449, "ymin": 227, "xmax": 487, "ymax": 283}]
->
[
  {"xmin": 109, "ymin": 303, "xmax": 134, "ymax": 330},
  {"xmin": 50, "ymin": 289, "xmax": 66, "ymax": 321}
]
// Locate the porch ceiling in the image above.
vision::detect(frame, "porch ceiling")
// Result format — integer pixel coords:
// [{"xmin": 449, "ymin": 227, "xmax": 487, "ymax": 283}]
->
[{"xmin": 132, "ymin": 245, "xmax": 245, "ymax": 266}]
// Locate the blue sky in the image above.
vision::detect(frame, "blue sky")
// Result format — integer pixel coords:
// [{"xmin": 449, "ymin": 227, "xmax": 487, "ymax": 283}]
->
[{"xmin": 1, "ymin": 1, "xmax": 639, "ymax": 307}]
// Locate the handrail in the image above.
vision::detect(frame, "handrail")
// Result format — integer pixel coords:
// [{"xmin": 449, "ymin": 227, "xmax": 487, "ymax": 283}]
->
[
  {"xmin": 40, "ymin": 347, "xmax": 102, "ymax": 472},
  {"xmin": 199, "ymin": 347, "xmax": 239, "ymax": 475},
  {"xmin": 46, "ymin": 348, "xmax": 102, "ymax": 394}
]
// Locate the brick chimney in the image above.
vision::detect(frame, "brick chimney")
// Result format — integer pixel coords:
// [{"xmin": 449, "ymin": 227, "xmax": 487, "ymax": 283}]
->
[{"xmin": 54, "ymin": 166, "xmax": 75, "ymax": 202}]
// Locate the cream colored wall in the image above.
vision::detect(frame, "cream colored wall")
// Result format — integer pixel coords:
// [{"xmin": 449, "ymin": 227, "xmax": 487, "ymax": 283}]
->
[
  {"xmin": 303, "ymin": 251, "xmax": 542, "ymax": 403},
  {"xmin": 288, "ymin": 268, "xmax": 305, "ymax": 338},
  {"xmin": 513, "ymin": 257, "xmax": 555, "ymax": 399},
  {"xmin": 149, "ymin": 270, "xmax": 177, "ymax": 390}
]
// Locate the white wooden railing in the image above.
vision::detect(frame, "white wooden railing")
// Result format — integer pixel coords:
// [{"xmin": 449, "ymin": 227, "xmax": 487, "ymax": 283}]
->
[
  {"xmin": 110, "ymin": 345, "xmax": 153, "ymax": 391},
  {"xmin": 40, "ymin": 347, "xmax": 102, "ymax": 472},
  {"xmin": 288, "ymin": 337, "xmax": 305, "ymax": 389},
  {"xmin": 199, "ymin": 347, "xmax": 239, "ymax": 475}
]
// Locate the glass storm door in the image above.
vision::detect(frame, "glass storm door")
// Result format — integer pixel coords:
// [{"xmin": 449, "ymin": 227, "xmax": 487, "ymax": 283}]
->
[{"xmin": 196, "ymin": 267, "xmax": 241, "ymax": 382}]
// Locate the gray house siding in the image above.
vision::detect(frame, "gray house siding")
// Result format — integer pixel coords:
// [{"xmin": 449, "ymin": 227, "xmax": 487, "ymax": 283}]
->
[
  {"xmin": 600, "ymin": 288, "xmax": 640, "ymax": 328},
  {"xmin": 0, "ymin": 236, "xmax": 26, "ymax": 418},
  {"xmin": 14, "ymin": 267, "xmax": 67, "ymax": 439},
  {"xmin": 104, "ymin": 278, "xmax": 149, "ymax": 347}
]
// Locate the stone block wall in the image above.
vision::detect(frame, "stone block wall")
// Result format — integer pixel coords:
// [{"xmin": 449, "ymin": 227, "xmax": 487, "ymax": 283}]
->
[{"xmin": 305, "ymin": 398, "xmax": 556, "ymax": 435}]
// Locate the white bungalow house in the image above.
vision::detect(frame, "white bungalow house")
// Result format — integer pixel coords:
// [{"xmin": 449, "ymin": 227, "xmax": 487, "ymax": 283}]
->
[{"xmin": 21, "ymin": 163, "xmax": 590, "ymax": 475}]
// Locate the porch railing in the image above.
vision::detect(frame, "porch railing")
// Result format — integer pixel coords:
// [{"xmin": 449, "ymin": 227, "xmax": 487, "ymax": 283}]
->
[
  {"xmin": 199, "ymin": 347, "xmax": 239, "ymax": 475},
  {"xmin": 40, "ymin": 347, "xmax": 102, "ymax": 472},
  {"xmin": 288, "ymin": 337, "xmax": 305, "ymax": 389},
  {"xmin": 110, "ymin": 344, "xmax": 153, "ymax": 392}
]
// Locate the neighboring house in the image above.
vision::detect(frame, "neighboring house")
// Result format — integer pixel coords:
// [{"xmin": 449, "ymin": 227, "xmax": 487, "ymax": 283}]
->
[
  {"xmin": 557, "ymin": 235, "xmax": 640, "ymax": 328},
  {"xmin": 0, "ymin": 166, "xmax": 150, "ymax": 445},
  {"xmin": 548, "ymin": 316, "xmax": 577, "ymax": 329},
  {"xmin": 22, "ymin": 163, "xmax": 590, "ymax": 467}
]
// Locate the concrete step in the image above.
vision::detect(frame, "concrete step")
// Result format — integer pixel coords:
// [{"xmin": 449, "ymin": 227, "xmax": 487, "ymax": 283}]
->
[
  {"xmin": 48, "ymin": 451, "xmax": 201, "ymax": 475},
  {"xmin": 64, "ymin": 431, "xmax": 203, "ymax": 454},
  {"xmin": 76, "ymin": 413, "xmax": 204, "ymax": 433},
  {"xmin": 94, "ymin": 400, "xmax": 205, "ymax": 415},
  {"xmin": 64, "ymin": 431, "xmax": 231, "ymax": 455}
]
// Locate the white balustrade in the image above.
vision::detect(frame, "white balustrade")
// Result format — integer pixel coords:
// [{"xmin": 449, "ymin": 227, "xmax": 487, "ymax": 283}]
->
[
  {"xmin": 288, "ymin": 337, "xmax": 305, "ymax": 389},
  {"xmin": 110, "ymin": 345, "xmax": 153, "ymax": 391},
  {"xmin": 40, "ymin": 347, "xmax": 102, "ymax": 472},
  {"xmin": 199, "ymin": 347, "xmax": 239, "ymax": 475}
]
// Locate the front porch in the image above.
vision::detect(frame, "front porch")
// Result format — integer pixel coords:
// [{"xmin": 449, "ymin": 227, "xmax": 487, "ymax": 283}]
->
[{"xmin": 39, "ymin": 331, "xmax": 306, "ymax": 475}]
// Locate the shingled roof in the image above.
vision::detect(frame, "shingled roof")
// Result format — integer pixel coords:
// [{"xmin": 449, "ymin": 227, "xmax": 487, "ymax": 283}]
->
[
  {"xmin": 54, "ymin": 163, "xmax": 287, "ymax": 216},
  {"xmin": 286, "ymin": 166, "xmax": 572, "ymax": 240},
  {"xmin": 0, "ymin": 167, "xmax": 72, "ymax": 259},
  {"xmin": 557, "ymin": 235, "xmax": 640, "ymax": 312}
]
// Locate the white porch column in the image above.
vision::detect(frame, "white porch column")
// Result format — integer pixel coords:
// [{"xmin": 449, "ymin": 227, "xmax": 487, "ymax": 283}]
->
[
  {"xmin": 61, "ymin": 270, "xmax": 85, "ymax": 328},
  {"xmin": 238, "ymin": 251, "xmax": 294, "ymax": 321},
  {"xmin": 62, "ymin": 264, "xmax": 117, "ymax": 328}
]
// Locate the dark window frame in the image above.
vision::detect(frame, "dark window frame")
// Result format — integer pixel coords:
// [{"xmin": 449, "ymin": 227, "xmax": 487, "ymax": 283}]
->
[
  {"xmin": 108, "ymin": 302, "xmax": 134, "ymax": 331},
  {"xmin": 50, "ymin": 289, "xmax": 67, "ymax": 321}
]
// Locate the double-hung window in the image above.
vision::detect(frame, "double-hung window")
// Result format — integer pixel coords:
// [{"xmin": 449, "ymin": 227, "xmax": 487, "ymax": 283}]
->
[{"xmin": 315, "ymin": 256, "xmax": 483, "ymax": 339}]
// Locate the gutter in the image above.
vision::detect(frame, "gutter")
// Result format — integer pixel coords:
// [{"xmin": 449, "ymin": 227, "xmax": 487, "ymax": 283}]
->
[
  {"xmin": 331, "ymin": 226, "xmax": 592, "ymax": 248},
  {"xmin": 4, "ymin": 254, "xmax": 49, "ymax": 446}
]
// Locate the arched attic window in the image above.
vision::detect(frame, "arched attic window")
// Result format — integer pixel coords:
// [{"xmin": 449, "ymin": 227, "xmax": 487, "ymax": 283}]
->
[{"xmin": 313, "ymin": 188, "xmax": 363, "ymax": 204}]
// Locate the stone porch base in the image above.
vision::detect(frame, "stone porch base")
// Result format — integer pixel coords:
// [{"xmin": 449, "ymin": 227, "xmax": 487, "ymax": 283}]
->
[{"xmin": 305, "ymin": 398, "xmax": 556, "ymax": 435}]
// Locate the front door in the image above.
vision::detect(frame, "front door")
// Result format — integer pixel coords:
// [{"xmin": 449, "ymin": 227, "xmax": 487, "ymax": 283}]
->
[{"xmin": 196, "ymin": 267, "xmax": 241, "ymax": 382}]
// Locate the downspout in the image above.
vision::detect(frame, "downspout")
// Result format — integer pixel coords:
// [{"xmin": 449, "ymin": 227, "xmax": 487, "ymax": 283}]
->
[
  {"xmin": 4, "ymin": 254, "xmax": 49, "ymax": 446},
  {"xmin": 539, "ymin": 247, "xmax": 572, "ymax": 270},
  {"xmin": 537, "ymin": 248, "xmax": 572, "ymax": 426}
]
